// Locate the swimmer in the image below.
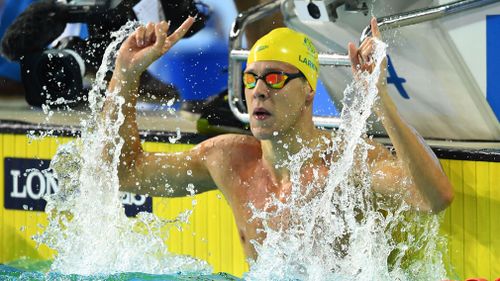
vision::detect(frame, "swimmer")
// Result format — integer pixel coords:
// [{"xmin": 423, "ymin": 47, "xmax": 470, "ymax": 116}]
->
[{"xmin": 105, "ymin": 17, "xmax": 454, "ymax": 260}]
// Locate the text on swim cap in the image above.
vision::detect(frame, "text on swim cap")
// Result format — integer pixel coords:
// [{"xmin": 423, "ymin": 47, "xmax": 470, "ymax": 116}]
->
[
  {"xmin": 303, "ymin": 37, "xmax": 317, "ymax": 54},
  {"xmin": 299, "ymin": 55, "xmax": 318, "ymax": 73}
]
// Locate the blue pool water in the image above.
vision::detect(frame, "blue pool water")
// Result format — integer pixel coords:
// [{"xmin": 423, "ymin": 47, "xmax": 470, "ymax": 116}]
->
[{"xmin": 0, "ymin": 261, "xmax": 241, "ymax": 281}]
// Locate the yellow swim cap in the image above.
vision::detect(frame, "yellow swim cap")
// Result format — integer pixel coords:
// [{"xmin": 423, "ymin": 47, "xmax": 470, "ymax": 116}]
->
[{"xmin": 247, "ymin": 27, "xmax": 319, "ymax": 91}]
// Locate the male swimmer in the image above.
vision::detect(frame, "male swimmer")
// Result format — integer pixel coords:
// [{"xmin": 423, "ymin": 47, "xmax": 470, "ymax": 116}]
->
[{"xmin": 105, "ymin": 17, "xmax": 454, "ymax": 260}]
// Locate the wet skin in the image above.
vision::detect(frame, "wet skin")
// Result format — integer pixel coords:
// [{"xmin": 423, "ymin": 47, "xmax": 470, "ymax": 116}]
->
[
  {"xmin": 196, "ymin": 134, "xmax": 331, "ymax": 260},
  {"xmin": 106, "ymin": 17, "xmax": 454, "ymax": 262},
  {"xmin": 195, "ymin": 59, "xmax": 339, "ymax": 256}
]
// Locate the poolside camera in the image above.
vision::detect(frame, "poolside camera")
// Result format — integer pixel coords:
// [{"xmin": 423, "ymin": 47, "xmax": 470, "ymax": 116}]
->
[
  {"xmin": 294, "ymin": 0, "xmax": 368, "ymax": 22},
  {"xmin": 1, "ymin": 0, "xmax": 209, "ymax": 107}
]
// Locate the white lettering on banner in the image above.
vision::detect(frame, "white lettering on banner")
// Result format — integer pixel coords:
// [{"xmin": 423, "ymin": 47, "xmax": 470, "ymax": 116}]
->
[
  {"xmin": 45, "ymin": 171, "xmax": 59, "ymax": 194},
  {"xmin": 9, "ymin": 169, "xmax": 56, "ymax": 199},
  {"xmin": 132, "ymin": 195, "xmax": 146, "ymax": 206},
  {"xmin": 8, "ymin": 163, "xmax": 147, "ymax": 211},
  {"xmin": 26, "ymin": 170, "xmax": 45, "ymax": 200},
  {"xmin": 9, "ymin": 170, "xmax": 26, "ymax": 198},
  {"xmin": 122, "ymin": 192, "xmax": 147, "ymax": 206}
]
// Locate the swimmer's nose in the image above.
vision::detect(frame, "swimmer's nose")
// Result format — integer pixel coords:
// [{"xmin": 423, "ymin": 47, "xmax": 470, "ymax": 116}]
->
[{"xmin": 252, "ymin": 79, "xmax": 270, "ymax": 100}]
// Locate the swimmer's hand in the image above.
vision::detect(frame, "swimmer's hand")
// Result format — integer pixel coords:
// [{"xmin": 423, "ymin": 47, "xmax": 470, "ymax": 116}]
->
[
  {"xmin": 347, "ymin": 17, "xmax": 387, "ymax": 89},
  {"xmin": 115, "ymin": 17, "xmax": 195, "ymax": 80}
]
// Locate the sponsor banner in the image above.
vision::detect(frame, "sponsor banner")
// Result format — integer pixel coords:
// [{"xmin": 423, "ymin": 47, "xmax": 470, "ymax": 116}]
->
[
  {"xmin": 122, "ymin": 192, "xmax": 153, "ymax": 217},
  {"xmin": 4, "ymin": 157, "xmax": 152, "ymax": 217},
  {"xmin": 4, "ymin": 157, "xmax": 53, "ymax": 211}
]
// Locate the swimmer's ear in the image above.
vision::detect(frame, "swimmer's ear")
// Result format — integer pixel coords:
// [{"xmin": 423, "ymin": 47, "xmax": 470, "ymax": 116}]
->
[{"xmin": 304, "ymin": 82, "xmax": 315, "ymax": 105}]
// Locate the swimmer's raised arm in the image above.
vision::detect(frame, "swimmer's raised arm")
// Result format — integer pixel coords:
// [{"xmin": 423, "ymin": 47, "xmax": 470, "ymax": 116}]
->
[
  {"xmin": 103, "ymin": 18, "xmax": 217, "ymax": 197},
  {"xmin": 120, "ymin": 142, "xmax": 217, "ymax": 197},
  {"xmin": 348, "ymin": 18, "xmax": 454, "ymax": 213}
]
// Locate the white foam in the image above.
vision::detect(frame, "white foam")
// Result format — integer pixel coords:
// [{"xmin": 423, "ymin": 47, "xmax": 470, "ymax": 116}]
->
[{"xmin": 35, "ymin": 21, "xmax": 210, "ymax": 276}]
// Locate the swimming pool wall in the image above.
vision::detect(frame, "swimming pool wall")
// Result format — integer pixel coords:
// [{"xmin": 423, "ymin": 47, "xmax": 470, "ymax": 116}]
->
[
  {"xmin": 439, "ymin": 156, "xmax": 500, "ymax": 280},
  {"xmin": 0, "ymin": 125, "xmax": 499, "ymax": 279}
]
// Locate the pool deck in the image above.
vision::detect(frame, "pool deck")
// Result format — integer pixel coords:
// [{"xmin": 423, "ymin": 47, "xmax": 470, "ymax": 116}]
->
[{"xmin": 0, "ymin": 95, "xmax": 198, "ymax": 133}]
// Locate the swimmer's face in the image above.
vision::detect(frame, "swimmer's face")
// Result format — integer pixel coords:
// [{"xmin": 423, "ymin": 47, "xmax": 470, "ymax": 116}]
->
[{"xmin": 244, "ymin": 61, "xmax": 314, "ymax": 140}]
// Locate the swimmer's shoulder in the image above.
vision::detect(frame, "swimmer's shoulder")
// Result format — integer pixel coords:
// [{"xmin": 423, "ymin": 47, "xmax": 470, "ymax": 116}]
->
[{"xmin": 197, "ymin": 133, "xmax": 261, "ymax": 156}]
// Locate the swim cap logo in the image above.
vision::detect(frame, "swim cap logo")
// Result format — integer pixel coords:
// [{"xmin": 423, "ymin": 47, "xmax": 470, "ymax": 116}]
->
[
  {"xmin": 303, "ymin": 37, "xmax": 316, "ymax": 55},
  {"xmin": 299, "ymin": 55, "xmax": 318, "ymax": 73},
  {"xmin": 256, "ymin": 45, "xmax": 269, "ymax": 52}
]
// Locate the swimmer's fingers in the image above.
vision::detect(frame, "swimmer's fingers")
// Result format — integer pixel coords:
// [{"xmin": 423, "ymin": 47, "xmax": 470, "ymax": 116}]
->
[
  {"xmin": 371, "ymin": 17, "xmax": 381, "ymax": 39},
  {"xmin": 356, "ymin": 17, "xmax": 380, "ymax": 66},
  {"xmin": 359, "ymin": 38, "xmax": 373, "ymax": 64},
  {"xmin": 116, "ymin": 19, "xmax": 193, "ymax": 76},
  {"xmin": 348, "ymin": 42, "xmax": 361, "ymax": 73},
  {"xmin": 152, "ymin": 21, "xmax": 169, "ymax": 54},
  {"xmin": 144, "ymin": 22, "xmax": 156, "ymax": 46},
  {"xmin": 348, "ymin": 41, "xmax": 376, "ymax": 75},
  {"xmin": 135, "ymin": 25, "xmax": 146, "ymax": 47},
  {"xmin": 162, "ymin": 17, "xmax": 194, "ymax": 53}
]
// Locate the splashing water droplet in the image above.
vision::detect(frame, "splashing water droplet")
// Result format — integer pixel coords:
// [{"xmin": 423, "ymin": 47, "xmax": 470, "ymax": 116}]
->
[{"xmin": 168, "ymin": 127, "xmax": 182, "ymax": 144}]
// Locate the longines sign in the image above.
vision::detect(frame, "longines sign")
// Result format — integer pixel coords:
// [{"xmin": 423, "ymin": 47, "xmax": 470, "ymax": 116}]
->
[{"xmin": 4, "ymin": 157, "xmax": 151, "ymax": 217}]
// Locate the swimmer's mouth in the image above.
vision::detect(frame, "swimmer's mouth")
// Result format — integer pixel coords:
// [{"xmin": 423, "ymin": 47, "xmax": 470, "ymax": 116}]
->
[{"xmin": 253, "ymin": 108, "xmax": 271, "ymax": 120}]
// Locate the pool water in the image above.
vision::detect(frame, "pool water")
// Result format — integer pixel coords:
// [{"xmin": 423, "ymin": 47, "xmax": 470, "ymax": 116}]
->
[{"xmin": 0, "ymin": 260, "xmax": 241, "ymax": 281}]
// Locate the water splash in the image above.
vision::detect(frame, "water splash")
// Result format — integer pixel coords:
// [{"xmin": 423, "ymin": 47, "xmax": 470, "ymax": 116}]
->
[
  {"xmin": 34, "ymin": 21, "xmax": 210, "ymax": 276},
  {"xmin": 245, "ymin": 39, "xmax": 448, "ymax": 281}
]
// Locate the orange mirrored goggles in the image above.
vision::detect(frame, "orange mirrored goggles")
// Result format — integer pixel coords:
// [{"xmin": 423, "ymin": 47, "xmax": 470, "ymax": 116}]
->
[{"xmin": 242, "ymin": 71, "xmax": 305, "ymax": 89}]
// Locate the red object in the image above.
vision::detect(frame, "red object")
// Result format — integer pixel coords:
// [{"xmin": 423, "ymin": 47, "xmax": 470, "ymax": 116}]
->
[{"xmin": 466, "ymin": 278, "xmax": 488, "ymax": 281}]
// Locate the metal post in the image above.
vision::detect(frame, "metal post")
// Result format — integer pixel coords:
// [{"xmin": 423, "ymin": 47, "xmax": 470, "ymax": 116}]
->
[{"xmin": 360, "ymin": 0, "xmax": 500, "ymax": 41}]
